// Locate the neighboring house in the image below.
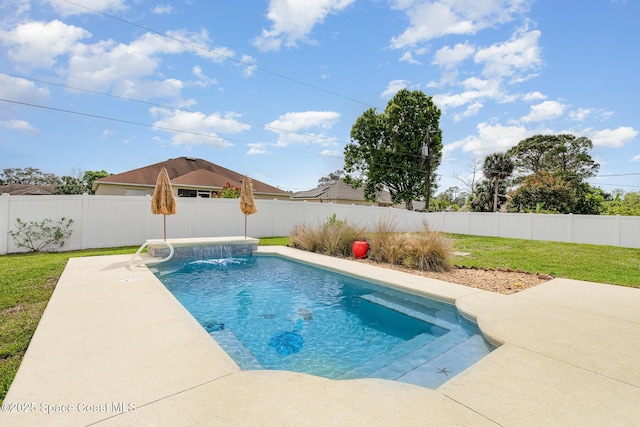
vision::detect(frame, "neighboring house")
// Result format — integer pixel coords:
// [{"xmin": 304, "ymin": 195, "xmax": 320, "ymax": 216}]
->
[
  {"xmin": 291, "ymin": 181, "xmax": 393, "ymax": 206},
  {"xmin": 93, "ymin": 157, "xmax": 290, "ymax": 200},
  {"xmin": 0, "ymin": 184, "xmax": 55, "ymax": 195}
]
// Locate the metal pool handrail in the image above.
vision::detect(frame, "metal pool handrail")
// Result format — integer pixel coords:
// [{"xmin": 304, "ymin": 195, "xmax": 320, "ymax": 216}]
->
[{"xmin": 128, "ymin": 241, "xmax": 174, "ymax": 267}]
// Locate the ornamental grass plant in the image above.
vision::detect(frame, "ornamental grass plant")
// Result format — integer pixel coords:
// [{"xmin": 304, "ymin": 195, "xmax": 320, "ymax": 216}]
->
[
  {"xmin": 367, "ymin": 218, "xmax": 452, "ymax": 272},
  {"xmin": 291, "ymin": 214, "xmax": 366, "ymax": 257}
]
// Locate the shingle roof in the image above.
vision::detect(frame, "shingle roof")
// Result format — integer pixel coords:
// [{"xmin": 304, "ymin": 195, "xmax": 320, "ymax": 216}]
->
[
  {"xmin": 292, "ymin": 181, "xmax": 392, "ymax": 204},
  {"xmin": 0, "ymin": 184, "xmax": 55, "ymax": 195},
  {"xmin": 94, "ymin": 157, "xmax": 287, "ymax": 195}
]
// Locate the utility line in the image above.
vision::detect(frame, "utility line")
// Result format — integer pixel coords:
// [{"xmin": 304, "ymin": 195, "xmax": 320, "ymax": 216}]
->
[
  {"xmin": 60, "ymin": 0, "xmax": 375, "ymax": 108},
  {"xmin": 0, "ymin": 98, "xmax": 237, "ymax": 145},
  {"xmin": 0, "ymin": 72, "xmax": 339, "ymax": 145}
]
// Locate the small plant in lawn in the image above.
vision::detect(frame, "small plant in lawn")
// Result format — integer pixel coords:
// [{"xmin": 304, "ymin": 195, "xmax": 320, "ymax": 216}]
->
[{"xmin": 8, "ymin": 217, "xmax": 74, "ymax": 252}]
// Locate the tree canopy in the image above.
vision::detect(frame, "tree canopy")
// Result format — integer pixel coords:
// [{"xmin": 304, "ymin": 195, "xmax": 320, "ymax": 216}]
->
[
  {"xmin": 318, "ymin": 170, "xmax": 345, "ymax": 186},
  {"xmin": 344, "ymin": 89, "xmax": 442, "ymax": 210},
  {"xmin": 0, "ymin": 167, "xmax": 59, "ymax": 186},
  {"xmin": 507, "ymin": 134, "xmax": 599, "ymax": 180},
  {"xmin": 482, "ymin": 152, "xmax": 514, "ymax": 212},
  {"xmin": 1, "ymin": 167, "xmax": 110, "ymax": 195}
]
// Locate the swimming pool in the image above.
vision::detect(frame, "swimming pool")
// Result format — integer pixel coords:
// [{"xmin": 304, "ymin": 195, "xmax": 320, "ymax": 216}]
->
[{"xmin": 151, "ymin": 255, "xmax": 494, "ymax": 389}]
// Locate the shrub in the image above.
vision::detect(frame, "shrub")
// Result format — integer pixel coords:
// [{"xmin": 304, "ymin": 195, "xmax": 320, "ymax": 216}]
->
[
  {"xmin": 367, "ymin": 216, "xmax": 403, "ymax": 264},
  {"xmin": 368, "ymin": 218, "xmax": 452, "ymax": 272},
  {"xmin": 291, "ymin": 213, "xmax": 365, "ymax": 257},
  {"xmin": 401, "ymin": 225, "xmax": 452, "ymax": 272},
  {"xmin": 8, "ymin": 217, "xmax": 74, "ymax": 252}
]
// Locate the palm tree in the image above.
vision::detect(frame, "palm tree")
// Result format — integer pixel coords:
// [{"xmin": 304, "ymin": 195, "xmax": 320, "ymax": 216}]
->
[{"xmin": 483, "ymin": 153, "xmax": 515, "ymax": 212}]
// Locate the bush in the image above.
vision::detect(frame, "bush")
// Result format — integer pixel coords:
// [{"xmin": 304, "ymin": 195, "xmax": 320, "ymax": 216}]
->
[
  {"xmin": 291, "ymin": 213, "xmax": 365, "ymax": 257},
  {"xmin": 8, "ymin": 217, "xmax": 74, "ymax": 252},
  {"xmin": 368, "ymin": 218, "xmax": 452, "ymax": 272}
]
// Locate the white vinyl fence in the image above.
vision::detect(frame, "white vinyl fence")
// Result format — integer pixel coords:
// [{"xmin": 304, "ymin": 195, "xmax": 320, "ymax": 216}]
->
[{"xmin": 1, "ymin": 193, "xmax": 639, "ymax": 254}]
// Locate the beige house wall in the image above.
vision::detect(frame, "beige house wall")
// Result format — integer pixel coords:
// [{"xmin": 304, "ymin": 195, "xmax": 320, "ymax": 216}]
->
[{"xmin": 94, "ymin": 182, "xmax": 290, "ymax": 200}]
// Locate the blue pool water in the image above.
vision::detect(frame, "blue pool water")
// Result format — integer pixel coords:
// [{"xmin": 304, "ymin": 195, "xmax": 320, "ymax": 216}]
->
[{"xmin": 150, "ymin": 255, "xmax": 494, "ymax": 389}]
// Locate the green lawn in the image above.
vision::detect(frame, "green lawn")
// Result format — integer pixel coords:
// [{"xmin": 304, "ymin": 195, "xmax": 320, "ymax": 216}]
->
[{"xmin": 1, "ymin": 236, "xmax": 638, "ymax": 403}]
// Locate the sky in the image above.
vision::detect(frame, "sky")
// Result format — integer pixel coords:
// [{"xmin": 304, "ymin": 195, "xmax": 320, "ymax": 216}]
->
[{"xmin": 1, "ymin": 0, "xmax": 639, "ymax": 195}]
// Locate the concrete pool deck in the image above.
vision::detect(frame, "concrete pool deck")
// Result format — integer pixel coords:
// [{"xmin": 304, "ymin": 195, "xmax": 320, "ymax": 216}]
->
[{"xmin": 2, "ymin": 245, "xmax": 640, "ymax": 426}]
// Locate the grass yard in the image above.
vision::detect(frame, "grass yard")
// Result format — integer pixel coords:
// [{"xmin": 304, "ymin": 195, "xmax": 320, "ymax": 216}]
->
[
  {"xmin": 261, "ymin": 235, "xmax": 640, "ymax": 287},
  {"xmin": 1, "ymin": 235, "xmax": 638, "ymax": 403}
]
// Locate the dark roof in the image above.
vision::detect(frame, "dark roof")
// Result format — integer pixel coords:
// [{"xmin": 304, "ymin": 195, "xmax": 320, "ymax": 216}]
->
[
  {"xmin": 292, "ymin": 181, "xmax": 392, "ymax": 204},
  {"xmin": 94, "ymin": 157, "xmax": 287, "ymax": 195},
  {"xmin": 0, "ymin": 184, "xmax": 55, "ymax": 195}
]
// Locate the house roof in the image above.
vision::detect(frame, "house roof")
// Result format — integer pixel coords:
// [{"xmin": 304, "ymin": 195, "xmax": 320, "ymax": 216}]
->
[
  {"xmin": 0, "ymin": 184, "xmax": 55, "ymax": 195},
  {"xmin": 291, "ymin": 181, "xmax": 392, "ymax": 204},
  {"xmin": 93, "ymin": 157, "xmax": 287, "ymax": 195}
]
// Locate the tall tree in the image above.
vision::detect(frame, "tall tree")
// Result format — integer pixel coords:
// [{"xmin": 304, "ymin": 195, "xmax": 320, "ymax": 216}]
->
[
  {"xmin": 83, "ymin": 170, "xmax": 110, "ymax": 194},
  {"xmin": 0, "ymin": 167, "xmax": 59, "ymax": 186},
  {"xmin": 469, "ymin": 180, "xmax": 508, "ymax": 212},
  {"xmin": 55, "ymin": 176, "xmax": 87, "ymax": 195},
  {"xmin": 318, "ymin": 170, "xmax": 344, "ymax": 186},
  {"xmin": 507, "ymin": 134, "xmax": 599, "ymax": 179},
  {"xmin": 506, "ymin": 171, "xmax": 577, "ymax": 213},
  {"xmin": 483, "ymin": 152, "xmax": 514, "ymax": 212},
  {"xmin": 344, "ymin": 89, "xmax": 442, "ymax": 210}
]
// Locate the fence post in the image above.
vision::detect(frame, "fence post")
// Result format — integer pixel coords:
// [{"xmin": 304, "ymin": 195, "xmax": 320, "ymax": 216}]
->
[
  {"xmin": 0, "ymin": 193, "xmax": 9, "ymax": 254},
  {"xmin": 81, "ymin": 193, "xmax": 90, "ymax": 250},
  {"xmin": 615, "ymin": 214, "xmax": 622, "ymax": 247},
  {"xmin": 568, "ymin": 213, "xmax": 574, "ymax": 243}
]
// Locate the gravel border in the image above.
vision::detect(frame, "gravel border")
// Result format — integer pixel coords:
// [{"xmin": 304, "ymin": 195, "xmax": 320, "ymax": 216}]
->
[{"xmin": 355, "ymin": 259, "xmax": 552, "ymax": 295}]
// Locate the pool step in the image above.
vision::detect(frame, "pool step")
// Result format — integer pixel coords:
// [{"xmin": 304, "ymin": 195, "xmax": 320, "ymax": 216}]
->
[
  {"xmin": 209, "ymin": 330, "xmax": 264, "ymax": 370},
  {"xmin": 359, "ymin": 292, "xmax": 458, "ymax": 331},
  {"xmin": 392, "ymin": 334, "xmax": 494, "ymax": 389},
  {"xmin": 337, "ymin": 291, "xmax": 493, "ymax": 388},
  {"xmin": 336, "ymin": 327, "xmax": 471, "ymax": 380}
]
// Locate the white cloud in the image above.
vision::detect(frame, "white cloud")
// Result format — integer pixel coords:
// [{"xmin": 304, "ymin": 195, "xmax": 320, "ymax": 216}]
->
[
  {"xmin": 64, "ymin": 29, "xmax": 236, "ymax": 98},
  {"xmin": 474, "ymin": 29, "xmax": 542, "ymax": 81},
  {"xmin": 381, "ymin": 80, "xmax": 409, "ymax": 99},
  {"xmin": 390, "ymin": 0, "xmax": 532, "ymax": 48},
  {"xmin": 246, "ymin": 143, "xmax": 269, "ymax": 155},
  {"xmin": 320, "ymin": 149, "xmax": 342, "ymax": 157},
  {"xmin": 45, "ymin": 0, "xmax": 127, "ymax": 16},
  {"xmin": 433, "ymin": 43, "xmax": 475, "ymax": 69},
  {"xmin": 0, "ymin": 74, "xmax": 50, "ymax": 103},
  {"xmin": 253, "ymin": 0, "xmax": 355, "ymax": 52},
  {"xmin": 522, "ymin": 91, "xmax": 546, "ymax": 101},
  {"xmin": 192, "ymin": 66, "xmax": 218, "ymax": 87},
  {"xmin": 445, "ymin": 121, "xmax": 533, "ymax": 158},
  {"xmin": 239, "ymin": 54, "xmax": 257, "ymax": 77},
  {"xmin": 115, "ymin": 78, "xmax": 184, "ymax": 100},
  {"xmin": 149, "ymin": 108, "xmax": 250, "ymax": 147},
  {"xmin": 399, "ymin": 51, "xmax": 421, "ymax": 64},
  {"xmin": 520, "ymin": 100, "xmax": 565, "ymax": 122},
  {"xmin": 0, "ymin": 20, "xmax": 90, "ymax": 69},
  {"xmin": 267, "ymin": 111, "xmax": 340, "ymax": 147},
  {"xmin": 569, "ymin": 108, "xmax": 592, "ymax": 121},
  {"xmin": 152, "ymin": 4, "xmax": 174, "ymax": 15},
  {"xmin": 0, "ymin": 119, "xmax": 39, "ymax": 134},
  {"xmin": 453, "ymin": 102, "xmax": 483, "ymax": 121},
  {"xmin": 434, "ymin": 90, "xmax": 484, "ymax": 110},
  {"xmin": 587, "ymin": 127, "xmax": 638, "ymax": 147},
  {"xmin": 632, "ymin": 155, "xmax": 640, "ymax": 162}
]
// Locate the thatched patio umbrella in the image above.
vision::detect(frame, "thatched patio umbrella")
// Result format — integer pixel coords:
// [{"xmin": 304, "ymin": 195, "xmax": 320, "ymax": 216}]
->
[
  {"xmin": 240, "ymin": 175, "xmax": 258, "ymax": 238},
  {"xmin": 151, "ymin": 167, "xmax": 177, "ymax": 241}
]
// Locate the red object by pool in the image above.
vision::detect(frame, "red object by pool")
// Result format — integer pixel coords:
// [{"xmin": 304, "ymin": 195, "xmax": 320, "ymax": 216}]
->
[{"xmin": 352, "ymin": 240, "xmax": 369, "ymax": 259}]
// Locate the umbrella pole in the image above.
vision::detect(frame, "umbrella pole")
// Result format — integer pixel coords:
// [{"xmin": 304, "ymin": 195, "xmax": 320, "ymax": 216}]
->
[
  {"xmin": 244, "ymin": 214, "xmax": 247, "ymax": 239},
  {"xmin": 164, "ymin": 215, "xmax": 167, "ymax": 241}
]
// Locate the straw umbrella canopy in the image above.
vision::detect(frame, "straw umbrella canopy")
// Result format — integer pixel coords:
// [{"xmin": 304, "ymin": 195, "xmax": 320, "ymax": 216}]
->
[
  {"xmin": 240, "ymin": 175, "xmax": 258, "ymax": 238},
  {"xmin": 151, "ymin": 167, "xmax": 177, "ymax": 241}
]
